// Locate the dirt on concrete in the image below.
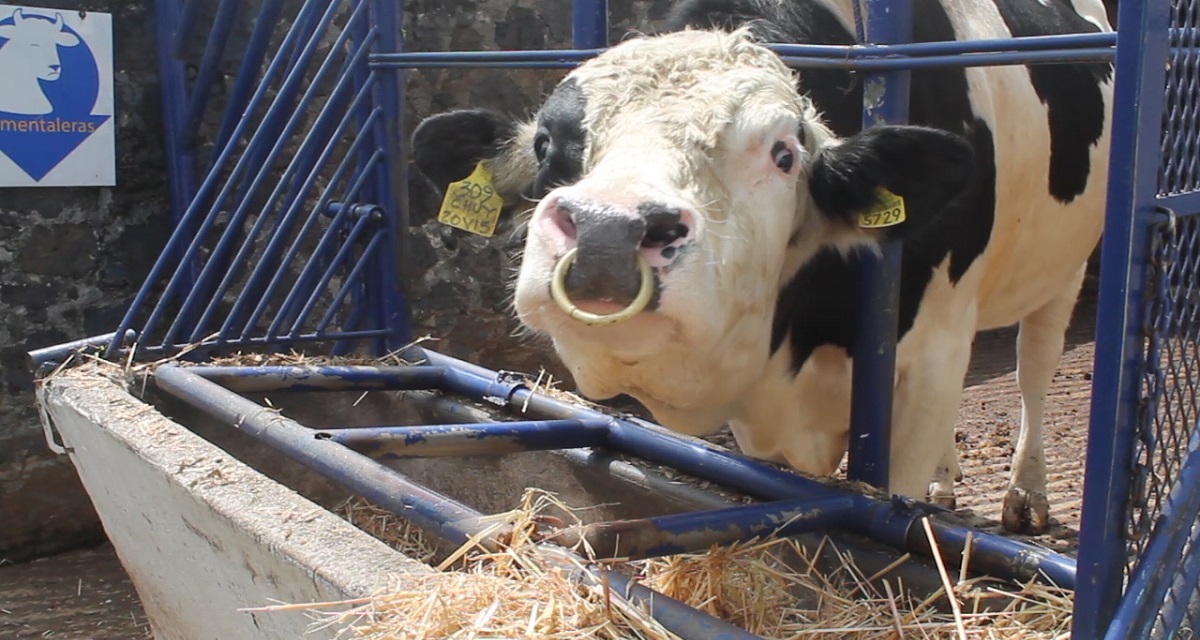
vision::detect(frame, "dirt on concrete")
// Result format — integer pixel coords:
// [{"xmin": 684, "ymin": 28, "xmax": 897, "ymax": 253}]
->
[{"xmin": 0, "ymin": 543, "xmax": 150, "ymax": 640}]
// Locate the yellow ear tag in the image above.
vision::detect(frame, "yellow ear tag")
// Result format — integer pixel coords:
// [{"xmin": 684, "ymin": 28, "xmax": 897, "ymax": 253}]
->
[
  {"xmin": 857, "ymin": 188, "xmax": 907, "ymax": 229},
  {"xmin": 437, "ymin": 161, "xmax": 504, "ymax": 238}
]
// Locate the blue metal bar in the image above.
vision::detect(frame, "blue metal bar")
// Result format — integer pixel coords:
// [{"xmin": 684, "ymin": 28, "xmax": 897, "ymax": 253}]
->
[
  {"xmin": 551, "ymin": 496, "xmax": 857, "ymax": 561},
  {"xmin": 316, "ymin": 233, "xmax": 383, "ymax": 333},
  {"xmin": 173, "ymin": 0, "xmax": 204, "ymax": 58},
  {"xmin": 370, "ymin": 0, "xmax": 412, "ymax": 353},
  {"xmin": 371, "ymin": 30, "xmax": 1119, "ymax": 65},
  {"xmin": 322, "ymin": 419, "xmax": 612, "ymax": 458},
  {"xmin": 846, "ymin": 0, "xmax": 912, "ymax": 491},
  {"xmin": 210, "ymin": 0, "xmax": 286, "ymax": 159},
  {"xmin": 269, "ymin": 147, "xmax": 385, "ymax": 340},
  {"xmin": 169, "ymin": 11, "xmax": 375, "ymax": 345},
  {"xmin": 109, "ymin": 0, "xmax": 337, "ymax": 359},
  {"xmin": 162, "ymin": 0, "xmax": 358, "ymax": 345},
  {"xmin": 1106, "ymin": 445, "xmax": 1200, "ymax": 639},
  {"xmin": 572, "ymin": 0, "xmax": 607, "ymax": 49},
  {"xmin": 227, "ymin": 67, "xmax": 380, "ymax": 344},
  {"xmin": 405, "ymin": 348, "xmax": 1079, "ymax": 588},
  {"xmin": 262, "ymin": 115, "xmax": 384, "ymax": 338},
  {"xmin": 189, "ymin": 364, "xmax": 449, "ymax": 391},
  {"xmin": 372, "ymin": 47, "xmax": 1116, "ymax": 70},
  {"xmin": 153, "ymin": 363, "xmax": 766, "ymax": 640},
  {"xmin": 154, "ymin": 0, "xmax": 199, "ymax": 281},
  {"xmin": 589, "ymin": 566, "xmax": 761, "ymax": 640},
  {"xmin": 1153, "ymin": 488, "xmax": 1200, "ymax": 637},
  {"xmin": 286, "ymin": 210, "xmax": 378, "ymax": 336},
  {"xmin": 27, "ymin": 330, "xmax": 138, "ymax": 371},
  {"xmin": 181, "ymin": 0, "xmax": 241, "ymax": 144},
  {"xmin": 145, "ymin": 330, "xmax": 394, "ymax": 356},
  {"xmin": 178, "ymin": 354, "xmax": 1078, "ymax": 588},
  {"xmin": 1074, "ymin": 0, "xmax": 1170, "ymax": 636},
  {"xmin": 151, "ymin": 364, "xmax": 494, "ymax": 548}
]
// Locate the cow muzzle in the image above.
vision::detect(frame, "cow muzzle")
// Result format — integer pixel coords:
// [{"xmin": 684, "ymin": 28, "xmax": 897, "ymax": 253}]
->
[{"xmin": 542, "ymin": 195, "xmax": 692, "ymax": 326}]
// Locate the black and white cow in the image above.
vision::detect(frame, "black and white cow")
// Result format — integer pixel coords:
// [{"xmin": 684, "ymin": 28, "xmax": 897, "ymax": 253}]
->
[{"xmin": 410, "ymin": 0, "xmax": 1114, "ymax": 534}]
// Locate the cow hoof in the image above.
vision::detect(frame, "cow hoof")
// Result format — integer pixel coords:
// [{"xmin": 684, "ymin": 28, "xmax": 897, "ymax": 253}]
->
[
  {"xmin": 931, "ymin": 493, "xmax": 958, "ymax": 510},
  {"xmin": 1002, "ymin": 487, "xmax": 1050, "ymax": 534}
]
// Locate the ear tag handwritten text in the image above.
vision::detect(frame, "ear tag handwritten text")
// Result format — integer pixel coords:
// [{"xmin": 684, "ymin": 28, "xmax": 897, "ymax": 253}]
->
[
  {"xmin": 438, "ymin": 161, "xmax": 504, "ymax": 237},
  {"xmin": 857, "ymin": 188, "xmax": 907, "ymax": 229}
]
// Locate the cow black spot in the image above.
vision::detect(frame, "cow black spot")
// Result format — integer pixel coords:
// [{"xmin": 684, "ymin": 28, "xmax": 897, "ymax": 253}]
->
[
  {"xmin": 992, "ymin": 0, "xmax": 1112, "ymax": 203},
  {"xmin": 673, "ymin": 0, "xmax": 1000, "ymax": 374},
  {"xmin": 533, "ymin": 78, "xmax": 589, "ymax": 197}
]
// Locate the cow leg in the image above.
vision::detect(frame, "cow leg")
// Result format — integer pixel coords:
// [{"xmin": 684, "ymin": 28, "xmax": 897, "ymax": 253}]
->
[
  {"xmin": 1002, "ymin": 266, "xmax": 1086, "ymax": 534},
  {"xmin": 929, "ymin": 440, "xmax": 963, "ymax": 509},
  {"xmin": 888, "ymin": 323, "xmax": 975, "ymax": 504}
]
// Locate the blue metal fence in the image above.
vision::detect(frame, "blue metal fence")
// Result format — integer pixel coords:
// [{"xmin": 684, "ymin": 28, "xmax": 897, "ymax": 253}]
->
[
  {"xmin": 103, "ymin": 0, "xmax": 412, "ymax": 360},
  {"xmin": 1077, "ymin": 0, "xmax": 1200, "ymax": 637},
  {"xmin": 29, "ymin": 0, "xmax": 1200, "ymax": 637}
]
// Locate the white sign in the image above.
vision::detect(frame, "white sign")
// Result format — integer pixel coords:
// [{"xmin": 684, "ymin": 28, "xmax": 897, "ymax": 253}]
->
[{"xmin": 0, "ymin": 5, "xmax": 114, "ymax": 187}]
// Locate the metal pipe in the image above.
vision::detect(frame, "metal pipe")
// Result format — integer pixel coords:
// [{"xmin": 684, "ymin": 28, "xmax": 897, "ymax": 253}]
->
[
  {"xmin": 1105, "ymin": 445, "xmax": 1200, "ymax": 638},
  {"xmin": 188, "ymin": 364, "xmax": 449, "ymax": 392},
  {"xmin": 154, "ymin": 364, "xmax": 767, "ymax": 640},
  {"xmin": 371, "ymin": 46, "xmax": 1116, "ymax": 70},
  {"xmin": 845, "ymin": 0, "xmax": 911, "ymax": 492},
  {"xmin": 28, "ymin": 330, "xmax": 137, "ymax": 371},
  {"xmin": 322, "ymin": 419, "xmax": 612, "ymax": 458},
  {"xmin": 550, "ymin": 495, "xmax": 856, "ymax": 560},
  {"xmin": 112, "ymin": 0, "xmax": 340, "ymax": 358},
  {"xmin": 1074, "ymin": 0, "xmax": 1170, "ymax": 636},
  {"xmin": 181, "ymin": 0, "xmax": 241, "ymax": 141},
  {"xmin": 407, "ymin": 348, "xmax": 1079, "ymax": 588},
  {"xmin": 572, "ymin": 0, "xmax": 608, "ymax": 49},
  {"xmin": 210, "ymin": 0, "xmax": 286, "ymax": 160},
  {"xmin": 151, "ymin": 365, "xmax": 496, "ymax": 548}
]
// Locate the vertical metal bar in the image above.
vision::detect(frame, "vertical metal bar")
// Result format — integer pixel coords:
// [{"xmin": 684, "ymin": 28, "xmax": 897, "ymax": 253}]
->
[
  {"xmin": 181, "ymin": 0, "xmax": 241, "ymax": 143},
  {"xmin": 573, "ymin": 0, "xmax": 608, "ymax": 49},
  {"xmin": 107, "ymin": 0, "xmax": 333, "ymax": 359},
  {"xmin": 1075, "ymin": 0, "xmax": 1169, "ymax": 637},
  {"xmin": 154, "ymin": 0, "xmax": 199, "ymax": 276},
  {"xmin": 371, "ymin": 0, "xmax": 412, "ymax": 353},
  {"xmin": 846, "ymin": 0, "xmax": 912, "ymax": 491},
  {"xmin": 210, "ymin": 0, "xmax": 286, "ymax": 160}
]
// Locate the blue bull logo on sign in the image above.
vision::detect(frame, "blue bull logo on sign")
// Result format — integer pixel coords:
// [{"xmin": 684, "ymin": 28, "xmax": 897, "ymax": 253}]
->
[{"xmin": 0, "ymin": 7, "xmax": 112, "ymax": 183}]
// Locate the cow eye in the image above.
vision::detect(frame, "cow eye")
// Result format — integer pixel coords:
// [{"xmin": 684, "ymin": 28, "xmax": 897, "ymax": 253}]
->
[
  {"xmin": 771, "ymin": 140, "xmax": 794, "ymax": 173},
  {"xmin": 534, "ymin": 133, "xmax": 550, "ymax": 162}
]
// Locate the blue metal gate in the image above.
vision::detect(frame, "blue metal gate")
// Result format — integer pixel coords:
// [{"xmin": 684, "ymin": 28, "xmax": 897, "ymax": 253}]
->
[
  {"xmin": 28, "ymin": 0, "xmax": 1200, "ymax": 638},
  {"xmin": 1076, "ymin": 0, "xmax": 1200, "ymax": 637}
]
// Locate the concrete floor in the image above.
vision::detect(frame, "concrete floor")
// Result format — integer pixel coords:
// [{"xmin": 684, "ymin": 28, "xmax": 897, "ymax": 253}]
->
[{"xmin": 0, "ymin": 543, "xmax": 149, "ymax": 639}]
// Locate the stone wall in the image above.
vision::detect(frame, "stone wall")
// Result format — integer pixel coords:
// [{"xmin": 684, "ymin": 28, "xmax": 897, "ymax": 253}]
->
[{"xmin": 0, "ymin": 0, "xmax": 170, "ymax": 562}]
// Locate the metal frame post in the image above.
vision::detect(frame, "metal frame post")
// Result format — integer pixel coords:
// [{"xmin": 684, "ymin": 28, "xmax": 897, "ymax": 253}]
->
[
  {"xmin": 1074, "ymin": 0, "xmax": 1169, "ymax": 637},
  {"xmin": 846, "ymin": 0, "xmax": 913, "ymax": 491},
  {"xmin": 372, "ymin": 0, "xmax": 413, "ymax": 352},
  {"xmin": 573, "ymin": 0, "xmax": 608, "ymax": 49}
]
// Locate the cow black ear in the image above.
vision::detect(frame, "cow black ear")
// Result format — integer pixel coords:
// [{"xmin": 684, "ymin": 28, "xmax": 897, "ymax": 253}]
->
[
  {"xmin": 410, "ymin": 108, "xmax": 515, "ymax": 192},
  {"xmin": 808, "ymin": 125, "xmax": 975, "ymax": 238}
]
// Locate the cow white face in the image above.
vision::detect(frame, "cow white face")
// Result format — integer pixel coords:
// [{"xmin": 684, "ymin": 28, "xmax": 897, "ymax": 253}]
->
[
  {"xmin": 512, "ymin": 30, "xmax": 828, "ymax": 412},
  {"xmin": 0, "ymin": 10, "xmax": 80, "ymax": 81},
  {"xmin": 410, "ymin": 28, "xmax": 974, "ymax": 433}
]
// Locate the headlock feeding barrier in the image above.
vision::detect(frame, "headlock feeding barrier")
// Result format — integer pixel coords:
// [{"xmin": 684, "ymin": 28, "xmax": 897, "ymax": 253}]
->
[{"xmin": 23, "ymin": 0, "xmax": 1200, "ymax": 637}]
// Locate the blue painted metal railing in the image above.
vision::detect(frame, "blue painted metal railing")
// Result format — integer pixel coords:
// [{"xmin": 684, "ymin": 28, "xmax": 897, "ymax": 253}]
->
[{"xmin": 30, "ymin": 0, "xmax": 1200, "ymax": 638}]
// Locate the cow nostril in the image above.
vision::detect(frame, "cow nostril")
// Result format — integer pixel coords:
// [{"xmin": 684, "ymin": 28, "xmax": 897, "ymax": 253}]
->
[
  {"xmin": 641, "ymin": 222, "xmax": 689, "ymax": 248},
  {"xmin": 548, "ymin": 197, "xmax": 578, "ymax": 240},
  {"xmin": 638, "ymin": 202, "xmax": 689, "ymax": 249}
]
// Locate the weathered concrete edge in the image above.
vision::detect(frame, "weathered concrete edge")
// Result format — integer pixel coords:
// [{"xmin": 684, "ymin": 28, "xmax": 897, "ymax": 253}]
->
[{"xmin": 36, "ymin": 370, "xmax": 433, "ymax": 640}]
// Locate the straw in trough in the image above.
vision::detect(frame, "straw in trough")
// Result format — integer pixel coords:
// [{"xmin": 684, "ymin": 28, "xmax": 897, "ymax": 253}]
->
[{"xmin": 276, "ymin": 489, "xmax": 1074, "ymax": 640}]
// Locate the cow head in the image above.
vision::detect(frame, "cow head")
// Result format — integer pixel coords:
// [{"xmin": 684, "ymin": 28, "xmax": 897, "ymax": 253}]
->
[
  {"xmin": 0, "ymin": 10, "xmax": 80, "ymax": 81},
  {"xmin": 411, "ymin": 28, "xmax": 974, "ymax": 432}
]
